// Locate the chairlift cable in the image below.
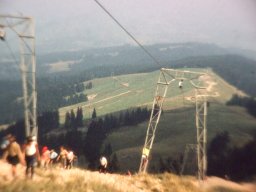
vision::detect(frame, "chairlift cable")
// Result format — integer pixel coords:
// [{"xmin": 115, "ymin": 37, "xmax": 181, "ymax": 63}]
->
[{"xmin": 93, "ymin": 0, "xmax": 161, "ymax": 66}]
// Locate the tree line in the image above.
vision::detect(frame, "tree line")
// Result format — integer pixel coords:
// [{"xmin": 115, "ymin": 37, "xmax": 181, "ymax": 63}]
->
[
  {"xmin": 208, "ymin": 131, "xmax": 256, "ymax": 181},
  {"xmin": 0, "ymin": 78, "xmax": 91, "ymax": 124},
  {"xmin": 37, "ymin": 80, "xmax": 90, "ymax": 113},
  {"xmin": 226, "ymin": 94, "xmax": 256, "ymax": 117},
  {"xmin": 42, "ymin": 106, "xmax": 150, "ymax": 172},
  {"xmin": 154, "ymin": 131, "xmax": 256, "ymax": 181}
]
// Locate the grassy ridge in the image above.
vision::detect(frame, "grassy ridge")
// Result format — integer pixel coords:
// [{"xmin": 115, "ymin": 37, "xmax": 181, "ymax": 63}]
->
[
  {"xmin": 59, "ymin": 68, "xmax": 240, "ymax": 123},
  {"xmin": 58, "ymin": 68, "xmax": 256, "ymax": 173},
  {"xmin": 0, "ymin": 164, "xmax": 249, "ymax": 192},
  {"xmin": 0, "ymin": 163, "xmax": 200, "ymax": 192},
  {"xmin": 59, "ymin": 71, "xmax": 158, "ymax": 123}
]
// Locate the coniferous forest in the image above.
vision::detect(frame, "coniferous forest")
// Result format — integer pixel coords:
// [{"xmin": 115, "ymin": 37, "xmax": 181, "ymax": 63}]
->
[{"xmin": 226, "ymin": 94, "xmax": 256, "ymax": 117}]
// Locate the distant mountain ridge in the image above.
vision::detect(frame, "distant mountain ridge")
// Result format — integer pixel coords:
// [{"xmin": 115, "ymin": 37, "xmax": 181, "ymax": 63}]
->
[
  {"xmin": 36, "ymin": 43, "xmax": 256, "ymax": 96},
  {"xmin": 0, "ymin": 42, "xmax": 255, "ymax": 123},
  {"xmin": 1, "ymin": 42, "xmax": 256, "ymax": 80},
  {"xmin": 37, "ymin": 42, "xmax": 254, "ymax": 75}
]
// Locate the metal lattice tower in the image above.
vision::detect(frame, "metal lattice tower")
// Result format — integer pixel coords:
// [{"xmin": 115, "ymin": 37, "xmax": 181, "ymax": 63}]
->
[
  {"xmin": 139, "ymin": 68, "xmax": 208, "ymax": 174},
  {"xmin": 195, "ymin": 89, "xmax": 208, "ymax": 181},
  {"xmin": 0, "ymin": 15, "xmax": 37, "ymax": 138}
]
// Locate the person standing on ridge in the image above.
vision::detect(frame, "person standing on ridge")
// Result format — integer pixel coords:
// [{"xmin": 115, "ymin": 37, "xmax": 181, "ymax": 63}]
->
[
  {"xmin": 66, "ymin": 149, "xmax": 75, "ymax": 169},
  {"xmin": 41, "ymin": 146, "xmax": 50, "ymax": 169},
  {"xmin": 23, "ymin": 136, "xmax": 40, "ymax": 179},
  {"xmin": 2, "ymin": 134, "xmax": 24, "ymax": 178},
  {"xmin": 179, "ymin": 79, "xmax": 183, "ymax": 89},
  {"xmin": 49, "ymin": 149, "xmax": 58, "ymax": 168},
  {"xmin": 57, "ymin": 146, "xmax": 68, "ymax": 169},
  {"xmin": 99, "ymin": 156, "xmax": 108, "ymax": 173}
]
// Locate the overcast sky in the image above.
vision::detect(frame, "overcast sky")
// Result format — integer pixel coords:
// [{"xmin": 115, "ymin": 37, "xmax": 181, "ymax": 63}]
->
[{"xmin": 0, "ymin": 0, "xmax": 256, "ymax": 52}]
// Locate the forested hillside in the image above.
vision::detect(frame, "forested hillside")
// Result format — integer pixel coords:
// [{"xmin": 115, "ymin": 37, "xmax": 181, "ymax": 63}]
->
[
  {"xmin": 1, "ymin": 62, "xmax": 256, "ymax": 182},
  {"xmin": 0, "ymin": 43, "xmax": 255, "ymax": 124}
]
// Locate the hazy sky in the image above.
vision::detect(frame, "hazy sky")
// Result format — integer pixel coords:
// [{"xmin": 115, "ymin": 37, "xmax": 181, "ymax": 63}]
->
[{"xmin": 0, "ymin": 0, "xmax": 256, "ymax": 52}]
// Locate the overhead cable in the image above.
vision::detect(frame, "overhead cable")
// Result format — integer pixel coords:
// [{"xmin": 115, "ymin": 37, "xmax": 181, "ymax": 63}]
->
[{"xmin": 93, "ymin": 0, "xmax": 161, "ymax": 66}]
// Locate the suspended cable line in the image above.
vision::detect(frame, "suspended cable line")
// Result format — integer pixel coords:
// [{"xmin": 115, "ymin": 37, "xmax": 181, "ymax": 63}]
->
[{"xmin": 93, "ymin": 0, "xmax": 161, "ymax": 66}]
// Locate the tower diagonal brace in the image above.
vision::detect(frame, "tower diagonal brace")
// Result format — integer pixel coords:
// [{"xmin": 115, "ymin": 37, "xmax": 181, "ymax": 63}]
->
[{"xmin": 139, "ymin": 70, "xmax": 172, "ymax": 173}]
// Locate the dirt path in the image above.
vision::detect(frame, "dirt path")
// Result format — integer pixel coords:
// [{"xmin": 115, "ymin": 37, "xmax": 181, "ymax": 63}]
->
[
  {"xmin": 90, "ymin": 91, "xmax": 131, "ymax": 105},
  {"xmin": 60, "ymin": 90, "xmax": 131, "ymax": 113},
  {"xmin": 199, "ymin": 74, "xmax": 220, "ymax": 97}
]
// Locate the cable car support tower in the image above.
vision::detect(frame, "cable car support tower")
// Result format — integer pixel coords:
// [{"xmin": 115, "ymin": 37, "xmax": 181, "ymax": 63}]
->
[
  {"xmin": 139, "ymin": 68, "xmax": 215, "ymax": 182},
  {"xmin": 0, "ymin": 14, "xmax": 37, "ymax": 138}
]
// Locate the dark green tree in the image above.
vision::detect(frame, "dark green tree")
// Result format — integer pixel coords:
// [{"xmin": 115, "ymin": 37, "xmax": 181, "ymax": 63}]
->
[
  {"xmin": 124, "ymin": 110, "xmax": 131, "ymax": 125},
  {"xmin": 85, "ymin": 82, "xmax": 93, "ymax": 89},
  {"xmin": 70, "ymin": 109, "xmax": 76, "ymax": 129},
  {"xmin": 110, "ymin": 153, "xmax": 120, "ymax": 173},
  {"xmin": 76, "ymin": 107, "xmax": 84, "ymax": 127},
  {"xmin": 64, "ymin": 111, "xmax": 71, "ymax": 129},
  {"xmin": 92, "ymin": 108, "xmax": 97, "ymax": 119},
  {"xmin": 102, "ymin": 143, "xmax": 113, "ymax": 159},
  {"xmin": 118, "ymin": 111, "xmax": 124, "ymax": 126},
  {"xmin": 228, "ymin": 137, "xmax": 256, "ymax": 181},
  {"xmin": 83, "ymin": 118, "xmax": 106, "ymax": 169},
  {"xmin": 37, "ymin": 111, "xmax": 60, "ymax": 135},
  {"xmin": 208, "ymin": 131, "xmax": 232, "ymax": 177}
]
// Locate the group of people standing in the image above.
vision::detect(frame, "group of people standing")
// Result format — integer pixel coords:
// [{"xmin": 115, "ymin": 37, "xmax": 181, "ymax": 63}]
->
[
  {"xmin": 42, "ymin": 145, "xmax": 76, "ymax": 170},
  {"xmin": 1, "ymin": 134, "xmax": 76, "ymax": 179},
  {"xmin": 1, "ymin": 133, "xmax": 111, "ymax": 181}
]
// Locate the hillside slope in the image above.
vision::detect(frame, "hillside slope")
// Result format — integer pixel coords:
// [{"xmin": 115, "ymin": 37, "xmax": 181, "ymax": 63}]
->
[
  {"xmin": 57, "ymin": 68, "xmax": 256, "ymax": 174},
  {"xmin": 58, "ymin": 68, "xmax": 242, "ymax": 123},
  {"xmin": 107, "ymin": 104, "xmax": 256, "ymax": 172},
  {"xmin": 1, "ymin": 50, "xmax": 255, "ymax": 124},
  {"xmin": 0, "ymin": 161, "xmax": 255, "ymax": 192}
]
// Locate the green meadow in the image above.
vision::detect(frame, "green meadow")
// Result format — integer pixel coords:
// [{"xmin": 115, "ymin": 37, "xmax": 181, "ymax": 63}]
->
[
  {"xmin": 59, "ymin": 68, "xmax": 238, "ymax": 122},
  {"xmin": 58, "ymin": 68, "xmax": 256, "ymax": 172}
]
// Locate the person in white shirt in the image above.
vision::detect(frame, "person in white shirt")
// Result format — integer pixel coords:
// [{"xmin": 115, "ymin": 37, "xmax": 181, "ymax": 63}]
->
[
  {"xmin": 99, "ymin": 156, "xmax": 108, "ymax": 173},
  {"xmin": 23, "ymin": 136, "xmax": 40, "ymax": 179},
  {"xmin": 66, "ymin": 150, "xmax": 75, "ymax": 169},
  {"xmin": 179, "ymin": 79, "xmax": 183, "ymax": 89}
]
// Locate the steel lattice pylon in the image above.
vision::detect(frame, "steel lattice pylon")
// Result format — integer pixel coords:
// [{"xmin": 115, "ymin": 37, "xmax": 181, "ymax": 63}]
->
[
  {"xmin": 139, "ymin": 68, "xmax": 209, "ymax": 174},
  {"xmin": 0, "ymin": 15, "xmax": 37, "ymax": 138},
  {"xmin": 195, "ymin": 90, "xmax": 208, "ymax": 181}
]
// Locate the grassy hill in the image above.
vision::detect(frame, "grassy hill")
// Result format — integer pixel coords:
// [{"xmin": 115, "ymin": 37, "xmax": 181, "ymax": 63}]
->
[
  {"xmin": 58, "ymin": 68, "xmax": 242, "ymax": 123},
  {"xmin": 1, "ymin": 69, "xmax": 255, "ymax": 191},
  {"xmin": 57, "ymin": 68, "xmax": 256, "ymax": 173},
  {"xmin": 107, "ymin": 104, "xmax": 256, "ymax": 172},
  {"xmin": 1, "ymin": 49, "xmax": 256, "ymax": 124},
  {"xmin": 0, "ymin": 161, "xmax": 254, "ymax": 192},
  {"xmin": 59, "ymin": 71, "xmax": 159, "ymax": 123}
]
